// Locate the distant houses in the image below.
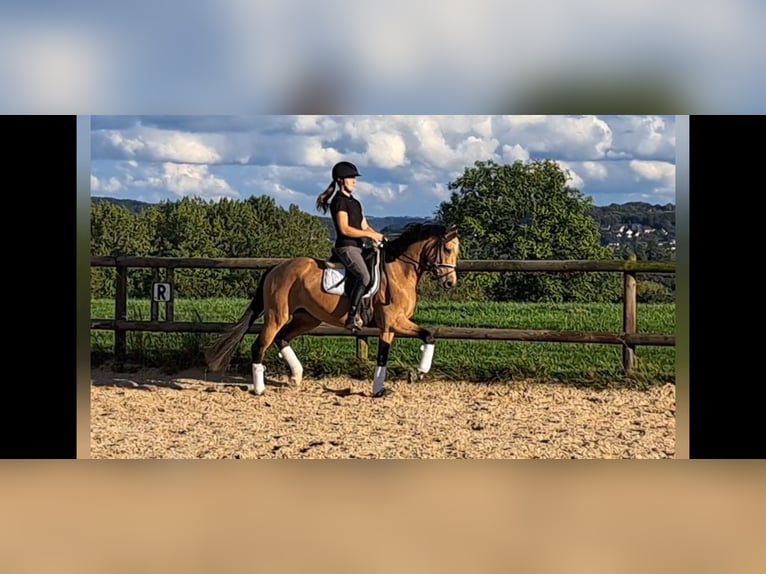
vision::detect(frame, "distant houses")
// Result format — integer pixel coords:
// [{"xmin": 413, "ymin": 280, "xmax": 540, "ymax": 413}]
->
[{"xmin": 602, "ymin": 223, "xmax": 675, "ymax": 252}]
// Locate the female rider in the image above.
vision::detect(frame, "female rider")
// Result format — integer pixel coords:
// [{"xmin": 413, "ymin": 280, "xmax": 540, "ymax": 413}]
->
[{"xmin": 316, "ymin": 161, "xmax": 385, "ymax": 331}]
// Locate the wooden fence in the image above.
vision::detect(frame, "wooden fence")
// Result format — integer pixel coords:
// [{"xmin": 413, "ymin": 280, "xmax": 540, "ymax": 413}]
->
[{"xmin": 90, "ymin": 256, "xmax": 676, "ymax": 373}]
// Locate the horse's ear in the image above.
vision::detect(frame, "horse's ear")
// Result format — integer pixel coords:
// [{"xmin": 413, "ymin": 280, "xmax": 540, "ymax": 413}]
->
[{"xmin": 443, "ymin": 224, "xmax": 459, "ymax": 242}]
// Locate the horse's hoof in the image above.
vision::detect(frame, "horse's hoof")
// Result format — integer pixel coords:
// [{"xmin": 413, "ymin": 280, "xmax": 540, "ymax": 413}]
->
[
  {"xmin": 407, "ymin": 369, "xmax": 418, "ymax": 384},
  {"xmin": 372, "ymin": 388, "xmax": 394, "ymax": 398}
]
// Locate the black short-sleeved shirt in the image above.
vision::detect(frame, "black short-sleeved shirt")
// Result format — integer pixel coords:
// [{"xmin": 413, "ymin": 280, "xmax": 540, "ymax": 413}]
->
[{"xmin": 330, "ymin": 192, "xmax": 364, "ymax": 248}]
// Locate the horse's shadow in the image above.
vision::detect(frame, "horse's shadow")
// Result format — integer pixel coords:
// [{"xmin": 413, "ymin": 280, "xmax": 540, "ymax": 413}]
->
[
  {"xmin": 91, "ymin": 377, "xmax": 185, "ymax": 391},
  {"xmin": 90, "ymin": 369, "xmax": 291, "ymax": 393},
  {"xmin": 320, "ymin": 384, "xmax": 366, "ymax": 398}
]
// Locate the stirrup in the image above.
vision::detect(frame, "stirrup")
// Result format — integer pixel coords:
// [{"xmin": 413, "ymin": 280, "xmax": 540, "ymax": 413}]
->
[{"xmin": 344, "ymin": 315, "xmax": 362, "ymax": 331}]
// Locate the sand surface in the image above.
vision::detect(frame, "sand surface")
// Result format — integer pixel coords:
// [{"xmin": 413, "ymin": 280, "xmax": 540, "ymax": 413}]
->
[{"xmin": 90, "ymin": 367, "xmax": 675, "ymax": 459}]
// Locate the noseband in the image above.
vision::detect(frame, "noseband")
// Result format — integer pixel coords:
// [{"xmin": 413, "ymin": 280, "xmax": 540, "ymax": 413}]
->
[{"xmin": 396, "ymin": 233, "xmax": 457, "ymax": 280}]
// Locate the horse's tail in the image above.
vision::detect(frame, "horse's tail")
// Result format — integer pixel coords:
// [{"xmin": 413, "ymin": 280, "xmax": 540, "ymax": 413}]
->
[{"xmin": 205, "ymin": 267, "xmax": 274, "ymax": 373}]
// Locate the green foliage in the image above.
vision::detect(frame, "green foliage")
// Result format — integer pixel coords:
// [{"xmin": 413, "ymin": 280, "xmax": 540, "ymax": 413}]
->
[
  {"xmin": 90, "ymin": 196, "xmax": 333, "ymax": 299},
  {"xmin": 637, "ymin": 280, "xmax": 674, "ymax": 303},
  {"xmin": 436, "ymin": 159, "xmax": 620, "ymax": 302},
  {"xmin": 90, "ymin": 201, "xmax": 155, "ymax": 298}
]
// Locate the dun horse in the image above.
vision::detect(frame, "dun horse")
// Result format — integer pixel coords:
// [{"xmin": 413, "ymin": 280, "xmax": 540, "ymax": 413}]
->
[{"xmin": 205, "ymin": 223, "xmax": 460, "ymax": 397}]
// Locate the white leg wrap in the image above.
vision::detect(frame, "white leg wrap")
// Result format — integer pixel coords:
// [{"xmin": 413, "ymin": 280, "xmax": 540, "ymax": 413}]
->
[
  {"xmin": 252, "ymin": 363, "xmax": 266, "ymax": 395},
  {"xmin": 418, "ymin": 343, "xmax": 435, "ymax": 374},
  {"xmin": 373, "ymin": 366, "xmax": 386, "ymax": 395},
  {"xmin": 278, "ymin": 345, "xmax": 303, "ymax": 382}
]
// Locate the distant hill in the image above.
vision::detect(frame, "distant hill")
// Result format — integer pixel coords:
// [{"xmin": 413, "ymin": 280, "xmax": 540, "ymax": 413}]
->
[
  {"xmin": 317, "ymin": 216, "xmax": 434, "ymax": 240},
  {"xmin": 589, "ymin": 202, "xmax": 675, "ymax": 233}
]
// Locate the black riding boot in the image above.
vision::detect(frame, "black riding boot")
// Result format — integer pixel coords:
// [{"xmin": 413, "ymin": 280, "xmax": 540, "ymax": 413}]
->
[{"xmin": 344, "ymin": 281, "xmax": 366, "ymax": 331}]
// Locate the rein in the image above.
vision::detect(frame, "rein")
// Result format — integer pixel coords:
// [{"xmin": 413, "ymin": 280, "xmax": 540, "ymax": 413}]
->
[{"xmin": 387, "ymin": 238, "xmax": 456, "ymax": 280}]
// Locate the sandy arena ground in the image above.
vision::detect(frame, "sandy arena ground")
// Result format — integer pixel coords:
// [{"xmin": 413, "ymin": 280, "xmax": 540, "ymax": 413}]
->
[{"xmin": 89, "ymin": 367, "xmax": 675, "ymax": 459}]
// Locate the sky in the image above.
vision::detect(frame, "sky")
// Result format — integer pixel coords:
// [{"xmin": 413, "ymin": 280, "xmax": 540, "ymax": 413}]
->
[{"xmin": 90, "ymin": 115, "xmax": 676, "ymax": 218}]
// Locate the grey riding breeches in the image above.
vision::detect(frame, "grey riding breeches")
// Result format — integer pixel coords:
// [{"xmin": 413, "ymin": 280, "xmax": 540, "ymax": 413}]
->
[{"xmin": 333, "ymin": 246, "xmax": 371, "ymax": 288}]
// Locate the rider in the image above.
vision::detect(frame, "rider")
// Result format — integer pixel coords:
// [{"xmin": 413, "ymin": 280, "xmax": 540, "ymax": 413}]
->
[{"xmin": 316, "ymin": 161, "xmax": 385, "ymax": 331}]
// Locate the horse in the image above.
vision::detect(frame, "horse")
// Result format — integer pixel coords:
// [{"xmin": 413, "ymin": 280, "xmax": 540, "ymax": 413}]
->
[{"xmin": 204, "ymin": 222, "xmax": 460, "ymax": 398}]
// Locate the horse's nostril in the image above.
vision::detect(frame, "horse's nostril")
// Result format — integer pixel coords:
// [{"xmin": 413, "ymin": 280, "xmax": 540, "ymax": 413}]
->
[{"xmin": 445, "ymin": 280, "xmax": 454, "ymax": 289}]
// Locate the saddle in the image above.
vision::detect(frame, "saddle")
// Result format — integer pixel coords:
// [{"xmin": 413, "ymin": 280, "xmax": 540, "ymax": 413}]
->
[{"xmin": 321, "ymin": 243, "xmax": 383, "ymax": 327}]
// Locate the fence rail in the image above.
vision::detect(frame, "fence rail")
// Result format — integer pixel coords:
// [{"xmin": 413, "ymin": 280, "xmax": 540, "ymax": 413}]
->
[
  {"xmin": 90, "ymin": 256, "xmax": 676, "ymax": 373},
  {"xmin": 92, "ymin": 256, "xmax": 675, "ymax": 273}
]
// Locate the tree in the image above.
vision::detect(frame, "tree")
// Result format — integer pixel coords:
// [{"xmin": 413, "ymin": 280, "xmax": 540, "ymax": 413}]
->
[
  {"xmin": 90, "ymin": 201, "xmax": 153, "ymax": 298},
  {"xmin": 138, "ymin": 197, "xmax": 223, "ymax": 298},
  {"xmin": 436, "ymin": 159, "xmax": 620, "ymax": 302}
]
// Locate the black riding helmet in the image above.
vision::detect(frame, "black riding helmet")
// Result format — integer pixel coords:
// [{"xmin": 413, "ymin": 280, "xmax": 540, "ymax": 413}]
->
[{"xmin": 332, "ymin": 161, "xmax": 361, "ymax": 181}]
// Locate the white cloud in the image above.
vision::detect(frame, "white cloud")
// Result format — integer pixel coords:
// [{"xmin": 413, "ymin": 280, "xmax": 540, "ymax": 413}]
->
[
  {"xmin": 91, "ymin": 175, "xmax": 123, "ymax": 194},
  {"xmin": 470, "ymin": 116, "xmax": 494, "ymax": 139},
  {"xmin": 609, "ymin": 116, "xmax": 675, "ymax": 159},
  {"xmin": 131, "ymin": 163, "xmax": 239, "ymax": 201},
  {"xmin": 544, "ymin": 116, "xmax": 614, "ymax": 159},
  {"xmin": 300, "ymin": 137, "xmax": 342, "ymax": 167},
  {"xmin": 557, "ymin": 162, "xmax": 585, "ymax": 189},
  {"xmin": 293, "ymin": 116, "xmax": 323, "ymax": 132},
  {"xmin": 582, "ymin": 161, "xmax": 608, "ymax": 180},
  {"xmin": 385, "ymin": 116, "xmax": 500, "ymax": 170},
  {"xmin": 455, "ymin": 136, "xmax": 498, "ymax": 163},
  {"xmin": 629, "ymin": 160, "xmax": 675, "ymax": 184},
  {"xmin": 501, "ymin": 143, "xmax": 530, "ymax": 163},
  {"xmin": 292, "ymin": 115, "xmax": 342, "ymax": 138},
  {"xmin": 366, "ymin": 132, "xmax": 407, "ymax": 169},
  {"xmin": 407, "ymin": 117, "xmax": 454, "ymax": 169},
  {"xmin": 257, "ymin": 181, "xmax": 305, "ymax": 203},
  {"xmin": 493, "ymin": 115, "xmax": 613, "ymax": 160},
  {"xmin": 96, "ymin": 127, "xmax": 225, "ymax": 164},
  {"xmin": 149, "ymin": 133, "xmax": 223, "ymax": 164},
  {"xmin": 499, "ymin": 116, "xmax": 549, "ymax": 128},
  {"xmin": 429, "ymin": 181, "xmax": 450, "ymax": 202},
  {"xmin": 356, "ymin": 181, "xmax": 408, "ymax": 206},
  {"xmin": 629, "ymin": 160, "xmax": 676, "ymax": 200}
]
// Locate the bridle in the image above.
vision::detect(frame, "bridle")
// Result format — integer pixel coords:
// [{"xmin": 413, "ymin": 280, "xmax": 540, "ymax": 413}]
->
[
  {"xmin": 392, "ymin": 227, "xmax": 458, "ymax": 280},
  {"xmin": 422, "ymin": 237, "xmax": 457, "ymax": 280}
]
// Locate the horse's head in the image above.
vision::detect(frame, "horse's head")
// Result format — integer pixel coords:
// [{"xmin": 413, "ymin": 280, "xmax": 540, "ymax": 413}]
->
[
  {"xmin": 384, "ymin": 223, "xmax": 460, "ymax": 289},
  {"xmin": 425, "ymin": 224, "xmax": 460, "ymax": 290}
]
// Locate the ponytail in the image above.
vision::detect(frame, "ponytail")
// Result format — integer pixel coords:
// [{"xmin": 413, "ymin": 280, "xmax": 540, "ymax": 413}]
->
[{"xmin": 316, "ymin": 180, "xmax": 338, "ymax": 213}]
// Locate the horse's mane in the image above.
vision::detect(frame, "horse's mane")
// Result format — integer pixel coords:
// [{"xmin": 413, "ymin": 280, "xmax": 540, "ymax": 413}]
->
[{"xmin": 384, "ymin": 223, "xmax": 447, "ymax": 263}]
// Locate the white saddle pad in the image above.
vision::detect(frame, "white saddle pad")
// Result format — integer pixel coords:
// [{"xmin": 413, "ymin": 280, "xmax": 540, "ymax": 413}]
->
[
  {"xmin": 322, "ymin": 267, "xmax": 346, "ymax": 296},
  {"xmin": 321, "ymin": 260, "xmax": 381, "ymax": 299}
]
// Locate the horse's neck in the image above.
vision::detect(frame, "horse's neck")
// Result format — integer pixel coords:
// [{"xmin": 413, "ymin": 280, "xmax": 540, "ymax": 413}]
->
[{"xmin": 384, "ymin": 242, "xmax": 426, "ymax": 294}]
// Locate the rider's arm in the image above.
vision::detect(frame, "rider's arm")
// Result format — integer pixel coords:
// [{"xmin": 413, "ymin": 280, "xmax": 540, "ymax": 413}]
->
[
  {"xmin": 361, "ymin": 217, "xmax": 379, "ymax": 233},
  {"xmin": 336, "ymin": 211, "xmax": 379, "ymax": 240}
]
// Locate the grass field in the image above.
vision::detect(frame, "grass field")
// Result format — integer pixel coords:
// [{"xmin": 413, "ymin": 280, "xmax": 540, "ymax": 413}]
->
[{"xmin": 90, "ymin": 299, "xmax": 675, "ymax": 386}]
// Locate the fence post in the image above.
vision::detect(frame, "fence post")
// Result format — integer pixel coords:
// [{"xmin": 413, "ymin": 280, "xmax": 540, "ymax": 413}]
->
[
  {"xmin": 356, "ymin": 336, "xmax": 368, "ymax": 361},
  {"xmin": 151, "ymin": 268, "xmax": 160, "ymax": 321},
  {"xmin": 166, "ymin": 267, "xmax": 175, "ymax": 321},
  {"xmin": 623, "ymin": 255, "xmax": 637, "ymax": 374},
  {"xmin": 114, "ymin": 260, "xmax": 128, "ymax": 364}
]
